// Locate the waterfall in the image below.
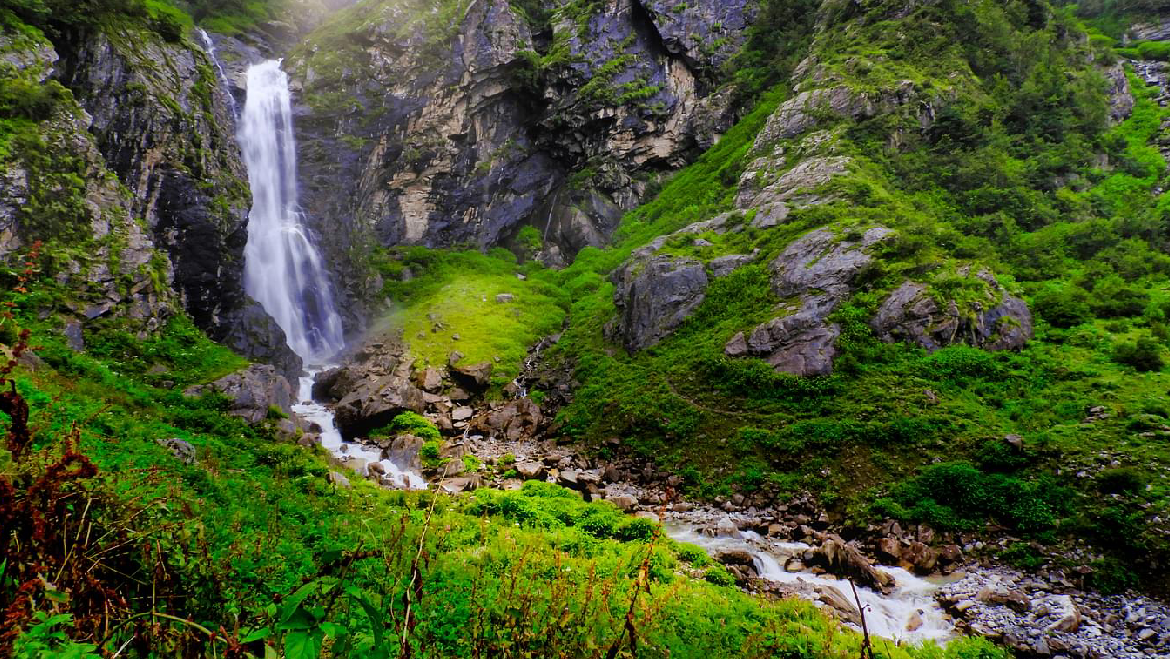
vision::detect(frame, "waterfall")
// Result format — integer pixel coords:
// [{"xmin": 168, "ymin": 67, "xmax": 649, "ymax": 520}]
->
[
  {"xmin": 197, "ymin": 29, "xmax": 236, "ymax": 118},
  {"xmin": 239, "ymin": 60, "xmax": 344, "ymax": 366},
  {"xmin": 238, "ymin": 62, "xmax": 425, "ymax": 489}
]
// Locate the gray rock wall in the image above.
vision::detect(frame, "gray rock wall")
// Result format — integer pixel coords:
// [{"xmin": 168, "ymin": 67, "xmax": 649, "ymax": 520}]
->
[{"xmin": 287, "ymin": 0, "xmax": 752, "ymax": 316}]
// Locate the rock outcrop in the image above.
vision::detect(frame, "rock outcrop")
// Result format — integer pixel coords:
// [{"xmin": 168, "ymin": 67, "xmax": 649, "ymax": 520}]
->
[
  {"xmin": 0, "ymin": 29, "xmax": 174, "ymax": 335},
  {"xmin": 24, "ymin": 24, "xmax": 299, "ymax": 373},
  {"xmin": 184, "ymin": 364, "xmax": 294, "ymax": 424},
  {"xmin": 313, "ymin": 337, "xmax": 427, "ymax": 438},
  {"xmin": 609, "ymin": 254, "xmax": 709, "ymax": 351},
  {"xmin": 871, "ymin": 269, "xmax": 1033, "ymax": 352},
  {"xmin": 56, "ymin": 31, "xmax": 250, "ymax": 332},
  {"xmin": 725, "ymin": 227, "xmax": 894, "ymax": 376},
  {"xmin": 288, "ymin": 0, "xmax": 751, "ymax": 312}
]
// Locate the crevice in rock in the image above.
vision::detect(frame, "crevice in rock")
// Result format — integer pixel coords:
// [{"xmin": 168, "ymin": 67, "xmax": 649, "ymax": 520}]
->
[{"xmin": 629, "ymin": 0, "xmax": 705, "ymax": 93}]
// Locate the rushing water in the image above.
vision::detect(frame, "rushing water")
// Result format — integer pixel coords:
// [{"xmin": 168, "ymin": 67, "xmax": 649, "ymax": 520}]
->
[
  {"xmin": 292, "ymin": 370, "xmax": 427, "ymax": 490},
  {"xmin": 236, "ymin": 61, "xmax": 425, "ymax": 488},
  {"xmin": 663, "ymin": 521, "xmax": 955, "ymax": 645},
  {"xmin": 196, "ymin": 29, "xmax": 236, "ymax": 118},
  {"xmin": 238, "ymin": 60, "xmax": 344, "ymax": 364}
]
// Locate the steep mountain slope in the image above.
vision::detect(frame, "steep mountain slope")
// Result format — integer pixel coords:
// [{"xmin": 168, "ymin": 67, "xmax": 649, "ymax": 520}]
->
[
  {"xmin": 0, "ymin": 3, "xmax": 301, "ymax": 377},
  {"xmin": 343, "ymin": 0, "xmax": 1170, "ymax": 601},
  {"xmin": 283, "ymin": 0, "xmax": 775, "ymax": 318},
  {"xmin": 4, "ymin": 0, "xmax": 1170, "ymax": 656}
]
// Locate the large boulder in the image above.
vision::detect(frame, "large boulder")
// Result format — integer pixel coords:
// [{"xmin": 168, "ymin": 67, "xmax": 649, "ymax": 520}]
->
[
  {"xmin": 810, "ymin": 534, "xmax": 894, "ymax": 594},
  {"xmin": 770, "ymin": 227, "xmax": 895, "ymax": 300},
  {"xmin": 313, "ymin": 336, "xmax": 427, "ymax": 438},
  {"xmin": 451, "ymin": 361, "xmax": 493, "ymax": 390},
  {"xmin": 870, "ymin": 269, "xmax": 1033, "ymax": 352},
  {"xmin": 184, "ymin": 364, "xmax": 294, "ymax": 424},
  {"xmin": 382, "ymin": 434, "xmax": 425, "ymax": 471},
  {"xmin": 726, "ymin": 227, "xmax": 894, "ymax": 376},
  {"xmin": 609, "ymin": 254, "xmax": 709, "ymax": 351}
]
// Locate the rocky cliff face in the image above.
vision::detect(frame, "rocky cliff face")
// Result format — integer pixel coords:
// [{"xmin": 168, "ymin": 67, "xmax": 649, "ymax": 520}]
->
[
  {"xmin": 285, "ymin": 0, "xmax": 753, "ymax": 315},
  {"xmin": 0, "ymin": 29, "xmax": 174, "ymax": 337},
  {"xmin": 49, "ymin": 27, "xmax": 300, "ymax": 376},
  {"xmin": 1, "ymin": 21, "xmax": 300, "ymax": 376},
  {"xmin": 606, "ymin": 0, "xmax": 1039, "ymax": 375}
]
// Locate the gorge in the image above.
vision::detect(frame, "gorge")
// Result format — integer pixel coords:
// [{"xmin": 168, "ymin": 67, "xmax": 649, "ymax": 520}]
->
[{"xmin": 2, "ymin": 0, "xmax": 1170, "ymax": 657}]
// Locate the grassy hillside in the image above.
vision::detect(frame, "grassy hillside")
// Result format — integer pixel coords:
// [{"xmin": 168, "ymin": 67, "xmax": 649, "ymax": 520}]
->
[
  {"xmin": 0, "ymin": 262, "xmax": 1011, "ymax": 656},
  {"xmin": 366, "ymin": 0, "xmax": 1170, "ymax": 595}
]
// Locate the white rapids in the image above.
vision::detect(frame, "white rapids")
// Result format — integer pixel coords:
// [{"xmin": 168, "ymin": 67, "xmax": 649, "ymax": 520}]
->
[
  {"xmin": 664, "ymin": 521, "xmax": 955, "ymax": 646},
  {"xmin": 237, "ymin": 60, "xmax": 424, "ymax": 488},
  {"xmin": 292, "ymin": 370, "xmax": 427, "ymax": 490}
]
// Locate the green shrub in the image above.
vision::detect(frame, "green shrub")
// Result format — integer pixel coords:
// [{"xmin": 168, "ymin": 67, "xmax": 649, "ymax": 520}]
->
[
  {"xmin": 462, "ymin": 453, "xmax": 482, "ymax": 472},
  {"xmin": 1091, "ymin": 276, "xmax": 1149, "ymax": 318},
  {"xmin": 420, "ymin": 440, "xmax": 442, "ymax": 466},
  {"xmin": 1097, "ymin": 467, "xmax": 1147, "ymax": 495},
  {"xmin": 1113, "ymin": 336, "xmax": 1165, "ymax": 372},
  {"xmin": 1033, "ymin": 284, "xmax": 1092, "ymax": 328},
  {"xmin": 704, "ymin": 566, "xmax": 736, "ymax": 587},
  {"xmin": 923, "ymin": 346, "xmax": 1005, "ymax": 383},
  {"xmin": 373, "ymin": 411, "xmax": 441, "ymax": 441},
  {"xmin": 885, "ymin": 462, "xmax": 1064, "ymax": 533}
]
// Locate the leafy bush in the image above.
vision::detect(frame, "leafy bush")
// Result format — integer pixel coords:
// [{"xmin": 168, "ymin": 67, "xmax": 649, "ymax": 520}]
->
[
  {"xmin": 703, "ymin": 566, "xmax": 736, "ymax": 587},
  {"xmin": 884, "ymin": 462, "xmax": 1065, "ymax": 533},
  {"xmin": 1091, "ymin": 276, "xmax": 1149, "ymax": 318},
  {"xmin": 1032, "ymin": 284, "xmax": 1091, "ymax": 328},
  {"xmin": 373, "ymin": 411, "xmax": 441, "ymax": 441},
  {"xmin": 1113, "ymin": 335, "xmax": 1165, "ymax": 372},
  {"xmin": 1097, "ymin": 467, "xmax": 1147, "ymax": 495},
  {"xmin": 923, "ymin": 346, "xmax": 1005, "ymax": 383},
  {"xmin": 419, "ymin": 440, "xmax": 442, "ymax": 467}
]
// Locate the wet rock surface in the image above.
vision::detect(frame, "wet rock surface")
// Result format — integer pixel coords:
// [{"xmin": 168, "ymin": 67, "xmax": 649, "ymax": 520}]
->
[
  {"xmin": 940, "ymin": 569, "xmax": 1170, "ymax": 658},
  {"xmin": 0, "ymin": 33, "xmax": 176, "ymax": 334}
]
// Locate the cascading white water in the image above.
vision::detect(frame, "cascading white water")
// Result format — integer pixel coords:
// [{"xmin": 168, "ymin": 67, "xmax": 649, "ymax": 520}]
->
[
  {"xmin": 238, "ymin": 61, "xmax": 425, "ymax": 489},
  {"xmin": 663, "ymin": 521, "xmax": 956, "ymax": 646},
  {"xmin": 239, "ymin": 60, "xmax": 344, "ymax": 366},
  {"xmin": 197, "ymin": 29, "xmax": 236, "ymax": 118}
]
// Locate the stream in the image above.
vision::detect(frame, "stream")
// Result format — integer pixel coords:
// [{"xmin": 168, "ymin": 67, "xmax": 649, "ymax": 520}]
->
[
  {"xmin": 292, "ymin": 369, "xmax": 427, "ymax": 490},
  {"xmin": 663, "ymin": 519, "xmax": 956, "ymax": 645}
]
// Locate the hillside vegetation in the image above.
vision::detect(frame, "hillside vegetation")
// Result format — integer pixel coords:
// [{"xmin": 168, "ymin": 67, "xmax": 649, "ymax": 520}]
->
[
  {"xmin": 3, "ymin": 0, "xmax": 1170, "ymax": 655},
  {"xmin": 371, "ymin": 0, "xmax": 1170, "ymax": 596}
]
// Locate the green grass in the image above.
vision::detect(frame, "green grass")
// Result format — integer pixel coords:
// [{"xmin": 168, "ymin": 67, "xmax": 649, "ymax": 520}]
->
[
  {"xmin": 0, "ymin": 281, "xmax": 1012, "ymax": 658},
  {"xmin": 372, "ymin": 247, "xmax": 569, "ymax": 387}
]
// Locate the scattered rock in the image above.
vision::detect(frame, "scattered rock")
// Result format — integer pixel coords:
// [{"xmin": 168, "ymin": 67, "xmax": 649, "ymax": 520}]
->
[{"xmin": 156, "ymin": 437, "xmax": 195, "ymax": 464}]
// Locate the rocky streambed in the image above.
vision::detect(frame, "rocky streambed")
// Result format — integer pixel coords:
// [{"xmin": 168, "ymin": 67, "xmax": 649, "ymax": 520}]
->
[{"xmin": 243, "ymin": 333, "xmax": 1170, "ymax": 657}]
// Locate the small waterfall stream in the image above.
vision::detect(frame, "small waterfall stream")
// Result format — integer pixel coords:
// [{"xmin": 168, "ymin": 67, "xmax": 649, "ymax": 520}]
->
[
  {"xmin": 663, "ymin": 521, "xmax": 956, "ymax": 645},
  {"xmin": 236, "ymin": 60, "xmax": 424, "ymax": 488},
  {"xmin": 197, "ymin": 29, "xmax": 236, "ymax": 118}
]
